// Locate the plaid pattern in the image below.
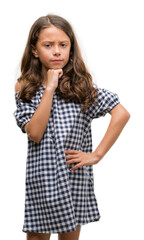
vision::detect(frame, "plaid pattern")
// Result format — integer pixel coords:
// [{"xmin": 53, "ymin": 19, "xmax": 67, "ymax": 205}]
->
[{"xmin": 14, "ymin": 83, "xmax": 120, "ymax": 234}]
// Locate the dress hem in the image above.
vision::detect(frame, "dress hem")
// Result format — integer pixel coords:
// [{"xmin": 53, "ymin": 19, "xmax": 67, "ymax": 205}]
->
[{"xmin": 22, "ymin": 216, "xmax": 101, "ymax": 234}]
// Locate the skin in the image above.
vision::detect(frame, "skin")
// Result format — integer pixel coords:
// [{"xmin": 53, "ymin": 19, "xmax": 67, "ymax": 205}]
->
[
  {"xmin": 16, "ymin": 25, "xmax": 71, "ymax": 143},
  {"xmin": 65, "ymin": 104, "xmax": 130, "ymax": 171},
  {"xmin": 31, "ymin": 25, "xmax": 71, "ymax": 85},
  {"xmin": 16, "ymin": 26, "xmax": 81, "ymax": 240},
  {"xmin": 26, "ymin": 225, "xmax": 81, "ymax": 240},
  {"xmin": 15, "ymin": 25, "xmax": 130, "ymax": 240}
]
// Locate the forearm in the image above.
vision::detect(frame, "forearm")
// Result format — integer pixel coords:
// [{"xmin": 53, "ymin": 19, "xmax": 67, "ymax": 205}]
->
[
  {"xmin": 25, "ymin": 87, "xmax": 55, "ymax": 143},
  {"xmin": 93, "ymin": 104, "xmax": 130, "ymax": 161}
]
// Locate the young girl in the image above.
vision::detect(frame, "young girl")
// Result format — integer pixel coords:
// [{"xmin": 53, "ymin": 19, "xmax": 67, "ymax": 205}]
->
[{"xmin": 14, "ymin": 14, "xmax": 130, "ymax": 240}]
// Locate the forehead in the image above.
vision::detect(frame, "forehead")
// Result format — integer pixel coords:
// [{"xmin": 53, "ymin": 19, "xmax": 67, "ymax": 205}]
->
[{"xmin": 38, "ymin": 26, "xmax": 70, "ymax": 42}]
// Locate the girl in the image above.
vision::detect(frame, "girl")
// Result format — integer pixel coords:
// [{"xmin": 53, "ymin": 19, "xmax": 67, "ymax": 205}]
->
[{"xmin": 14, "ymin": 14, "xmax": 130, "ymax": 240}]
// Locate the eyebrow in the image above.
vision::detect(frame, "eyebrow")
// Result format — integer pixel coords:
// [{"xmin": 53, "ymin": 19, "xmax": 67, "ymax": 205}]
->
[{"xmin": 42, "ymin": 40, "xmax": 70, "ymax": 44}]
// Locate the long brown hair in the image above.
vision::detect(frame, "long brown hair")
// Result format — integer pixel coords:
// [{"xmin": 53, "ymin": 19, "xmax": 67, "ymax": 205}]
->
[{"xmin": 17, "ymin": 14, "xmax": 98, "ymax": 112}]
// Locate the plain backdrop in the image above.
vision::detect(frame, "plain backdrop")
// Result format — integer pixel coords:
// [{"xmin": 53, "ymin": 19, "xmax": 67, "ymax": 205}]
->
[{"xmin": 0, "ymin": 0, "xmax": 143, "ymax": 239}]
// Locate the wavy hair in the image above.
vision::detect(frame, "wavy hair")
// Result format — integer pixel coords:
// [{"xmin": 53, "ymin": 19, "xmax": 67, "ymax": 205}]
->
[{"xmin": 17, "ymin": 14, "xmax": 98, "ymax": 112}]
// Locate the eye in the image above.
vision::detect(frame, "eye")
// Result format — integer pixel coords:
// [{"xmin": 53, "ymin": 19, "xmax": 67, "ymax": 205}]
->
[
  {"xmin": 61, "ymin": 43, "xmax": 67, "ymax": 47},
  {"xmin": 45, "ymin": 44, "xmax": 51, "ymax": 47}
]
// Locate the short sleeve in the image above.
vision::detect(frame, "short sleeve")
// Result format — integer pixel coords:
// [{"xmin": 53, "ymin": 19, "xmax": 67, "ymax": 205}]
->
[
  {"xmin": 88, "ymin": 85, "xmax": 120, "ymax": 119},
  {"xmin": 13, "ymin": 92, "xmax": 37, "ymax": 133}
]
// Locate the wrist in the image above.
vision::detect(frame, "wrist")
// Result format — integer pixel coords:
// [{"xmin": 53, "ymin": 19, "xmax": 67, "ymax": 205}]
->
[
  {"xmin": 45, "ymin": 86, "xmax": 55, "ymax": 93},
  {"xmin": 93, "ymin": 149, "xmax": 104, "ymax": 163}
]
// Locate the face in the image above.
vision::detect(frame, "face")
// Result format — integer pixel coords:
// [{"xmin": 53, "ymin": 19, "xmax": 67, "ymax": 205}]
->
[{"xmin": 31, "ymin": 25, "xmax": 71, "ymax": 71}]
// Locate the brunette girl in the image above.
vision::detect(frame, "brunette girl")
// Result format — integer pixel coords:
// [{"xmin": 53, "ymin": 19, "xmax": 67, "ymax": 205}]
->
[{"xmin": 14, "ymin": 14, "xmax": 130, "ymax": 240}]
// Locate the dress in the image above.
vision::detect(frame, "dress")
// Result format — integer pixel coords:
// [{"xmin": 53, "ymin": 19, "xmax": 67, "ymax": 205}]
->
[{"xmin": 14, "ymin": 82, "xmax": 120, "ymax": 234}]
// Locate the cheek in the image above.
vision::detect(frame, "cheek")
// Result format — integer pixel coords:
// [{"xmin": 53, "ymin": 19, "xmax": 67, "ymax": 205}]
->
[
  {"xmin": 65, "ymin": 50, "xmax": 71, "ymax": 61},
  {"xmin": 39, "ymin": 51, "xmax": 50, "ymax": 62}
]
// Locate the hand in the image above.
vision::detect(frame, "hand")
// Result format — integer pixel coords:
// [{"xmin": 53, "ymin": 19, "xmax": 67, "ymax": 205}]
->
[
  {"xmin": 65, "ymin": 149, "xmax": 101, "ymax": 171},
  {"xmin": 46, "ymin": 69, "xmax": 63, "ymax": 91}
]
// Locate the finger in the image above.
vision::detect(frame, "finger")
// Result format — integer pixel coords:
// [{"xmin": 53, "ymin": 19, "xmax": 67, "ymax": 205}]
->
[
  {"xmin": 65, "ymin": 149, "xmax": 79, "ymax": 154},
  {"xmin": 70, "ymin": 163, "xmax": 83, "ymax": 171},
  {"xmin": 58, "ymin": 69, "xmax": 63, "ymax": 78},
  {"xmin": 66, "ymin": 159, "xmax": 80, "ymax": 164},
  {"xmin": 58, "ymin": 72, "xmax": 63, "ymax": 78},
  {"xmin": 65, "ymin": 154, "xmax": 78, "ymax": 160}
]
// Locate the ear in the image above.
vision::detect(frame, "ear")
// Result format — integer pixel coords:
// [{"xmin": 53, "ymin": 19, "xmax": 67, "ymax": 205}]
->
[{"xmin": 31, "ymin": 44, "xmax": 39, "ymax": 58}]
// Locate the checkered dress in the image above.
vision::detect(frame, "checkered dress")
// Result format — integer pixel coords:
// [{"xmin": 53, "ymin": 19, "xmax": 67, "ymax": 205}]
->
[{"xmin": 14, "ymin": 82, "xmax": 120, "ymax": 234}]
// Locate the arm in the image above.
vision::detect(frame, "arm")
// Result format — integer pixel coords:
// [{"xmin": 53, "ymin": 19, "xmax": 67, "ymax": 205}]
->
[
  {"xmin": 65, "ymin": 103, "xmax": 130, "ymax": 171},
  {"xmin": 15, "ymin": 83, "xmax": 55, "ymax": 143},
  {"xmin": 15, "ymin": 69, "xmax": 63, "ymax": 143},
  {"xmin": 25, "ymin": 87, "xmax": 55, "ymax": 143},
  {"xmin": 93, "ymin": 103, "xmax": 130, "ymax": 161}
]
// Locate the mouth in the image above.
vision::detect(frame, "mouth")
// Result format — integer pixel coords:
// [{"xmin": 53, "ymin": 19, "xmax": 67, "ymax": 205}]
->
[{"xmin": 51, "ymin": 59, "xmax": 63, "ymax": 63}]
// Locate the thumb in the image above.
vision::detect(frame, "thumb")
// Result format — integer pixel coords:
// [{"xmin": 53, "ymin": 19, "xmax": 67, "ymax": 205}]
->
[{"xmin": 58, "ymin": 69, "xmax": 63, "ymax": 79}]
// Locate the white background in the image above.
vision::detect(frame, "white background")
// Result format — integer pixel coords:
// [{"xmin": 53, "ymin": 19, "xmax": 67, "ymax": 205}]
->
[{"xmin": 0, "ymin": 0, "xmax": 143, "ymax": 239}]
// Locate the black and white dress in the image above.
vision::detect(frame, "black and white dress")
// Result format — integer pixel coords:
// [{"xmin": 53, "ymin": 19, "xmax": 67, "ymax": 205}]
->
[{"xmin": 14, "ymin": 83, "xmax": 120, "ymax": 234}]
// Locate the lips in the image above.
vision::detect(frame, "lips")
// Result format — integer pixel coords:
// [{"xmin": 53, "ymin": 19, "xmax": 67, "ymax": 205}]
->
[
  {"xmin": 52, "ymin": 59, "xmax": 63, "ymax": 61},
  {"xmin": 51, "ymin": 60, "xmax": 63, "ymax": 64}
]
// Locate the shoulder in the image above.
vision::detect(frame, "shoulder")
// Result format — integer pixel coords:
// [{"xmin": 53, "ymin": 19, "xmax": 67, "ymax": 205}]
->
[{"xmin": 15, "ymin": 81, "xmax": 21, "ymax": 93}]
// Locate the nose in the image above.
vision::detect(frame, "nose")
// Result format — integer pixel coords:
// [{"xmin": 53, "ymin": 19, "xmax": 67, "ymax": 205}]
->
[{"xmin": 53, "ymin": 45, "xmax": 61, "ymax": 55}]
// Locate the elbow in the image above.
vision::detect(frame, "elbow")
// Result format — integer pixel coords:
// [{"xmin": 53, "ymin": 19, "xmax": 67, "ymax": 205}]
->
[
  {"xmin": 120, "ymin": 111, "xmax": 130, "ymax": 130},
  {"xmin": 119, "ymin": 110, "xmax": 131, "ymax": 127},
  {"xmin": 28, "ymin": 133, "xmax": 42, "ymax": 143},
  {"xmin": 125, "ymin": 111, "xmax": 131, "ymax": 121},
  {"xmin": 122, "ymin": 109, "xmax": 131, "ymax": 124},
  {"xmin": 110, "ymin": 104, "xmax": 131, "ymax": 125},
  {"xmin": 25, "ymin": 123, "xmax": 42, "ymax": 143}
]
